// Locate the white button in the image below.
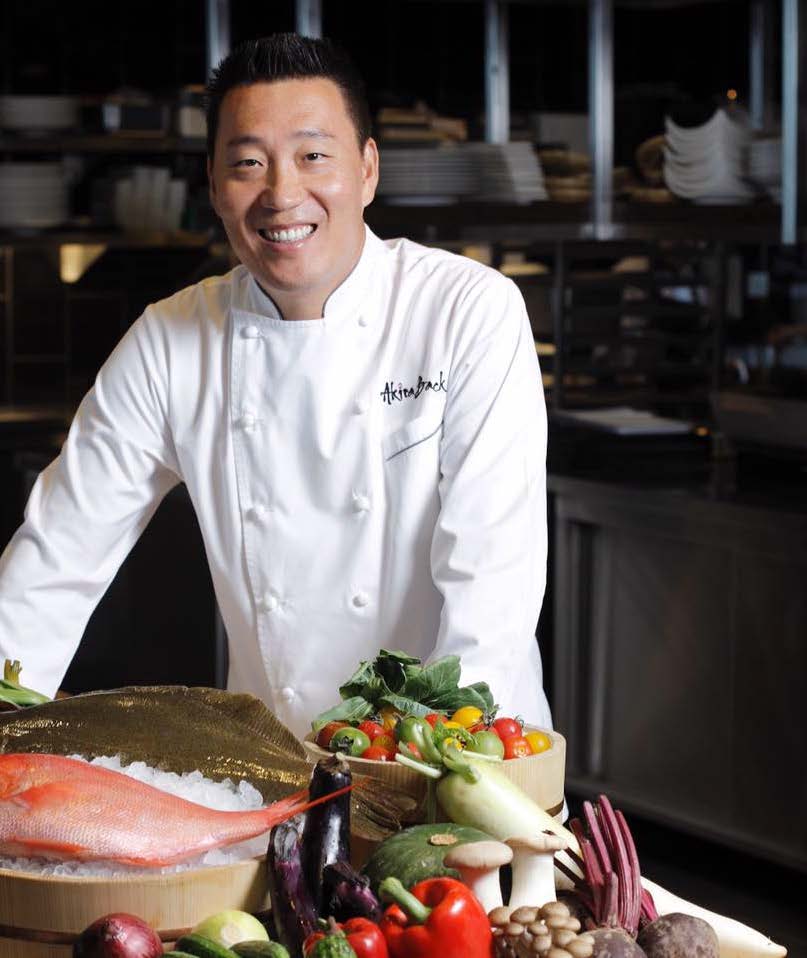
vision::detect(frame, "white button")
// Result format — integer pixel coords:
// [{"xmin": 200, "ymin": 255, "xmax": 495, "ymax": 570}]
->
[
  {"xmin": 279, "ymin": 686, "xmax": 296, "ymax": 703},
  {"xmin": 242, "ymin": 324, "xmax": 261, "ymax": 339},
  {"xmin": 241, "ymin": 412, "xmax": 256, "ymax": 430},
  {"xmin": 353, "ymin": 494, "xmax": 371, "ymax": 513},
  {"xmin": 352, "ymin": 591, "xmax": 370, "ymax": 608},
  {"xmin": 354, "ymin": 397, "xmax": 369, "ymax": 414},
  {"xmin": 258, "ymin": 593, "xmax": 279, "ymax": 612},
  {"xmin": 250, "ymin": 503, "xmax": 269, "ymax": 520},
  {"xmin": 357, "ymin": 316, "xmax": 368, "ymax": 327}
]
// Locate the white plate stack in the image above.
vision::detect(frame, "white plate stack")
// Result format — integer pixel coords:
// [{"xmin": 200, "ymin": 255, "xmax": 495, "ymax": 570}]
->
[
  {"xmin": 470, "ymin": 142, "xmax": 548, "ymax": 203},
  {"xmin": 663, "ymin": 109, "xmax": 755, "ymax": 204},
  {"xmin": 113, "ymin": 166, "xmax": 187, "ymax": 232},
  {"xmin": 748, "ymin": 137, "xmax": 781, "ymax": 202},
  {"xmin": 0, "ymin": 162, "xmax": 69, "ymax": 228},
  {"xmin": 0, "ymin": 96, "xmax": 79, "ymax": 133},
  {"xmin": 378, "ymin": 145, "xmax": 479, "ymax": 204}
]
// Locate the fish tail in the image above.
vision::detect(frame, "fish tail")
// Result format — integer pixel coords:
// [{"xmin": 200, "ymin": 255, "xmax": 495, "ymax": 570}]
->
[{"xmin": 263, "ymin": 782, "xmax": 354, "ymax": 827}]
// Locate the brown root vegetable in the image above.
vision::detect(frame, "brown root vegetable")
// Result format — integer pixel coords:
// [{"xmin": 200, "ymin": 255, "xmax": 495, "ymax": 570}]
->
[
  {"xmin": 637, "ymin": 913, "xmax": 719, "ymax": 958},
  {"xmin": 588, "ymin": 927, "xmax": 647, "ymax": 958}
]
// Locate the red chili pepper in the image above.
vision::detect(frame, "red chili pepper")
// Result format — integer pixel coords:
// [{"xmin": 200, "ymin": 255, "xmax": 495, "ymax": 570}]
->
[
  {"xmin": 378, "ymin": 876, "xmax": 493, "ymax": 958},
  {"xmin": 304, "ymin": 917, "xmax": 389, "ymax": 958}
]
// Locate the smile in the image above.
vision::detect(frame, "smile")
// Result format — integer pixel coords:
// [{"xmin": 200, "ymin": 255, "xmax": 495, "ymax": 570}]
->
[{"xmin": 258, "ymin": 225, "xmax": 316, "ymax": 243}]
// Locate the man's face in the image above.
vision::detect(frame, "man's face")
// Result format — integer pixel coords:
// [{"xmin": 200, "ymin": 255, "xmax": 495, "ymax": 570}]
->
[{"xmin": 208, "ymin": 78, "xmax": 378, "ymax": 315}]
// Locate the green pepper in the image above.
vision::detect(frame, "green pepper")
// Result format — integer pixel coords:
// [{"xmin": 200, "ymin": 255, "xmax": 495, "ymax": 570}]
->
[
  {"xmin": 395, "ymin": 716, "xmax": 441, "ymax": 764},
  {"xmin": 329, "ymin": 726, "xmax": 371, "ymax": 757}
]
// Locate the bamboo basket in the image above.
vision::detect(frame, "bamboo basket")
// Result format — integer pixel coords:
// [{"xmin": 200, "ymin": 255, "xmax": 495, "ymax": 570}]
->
[
  {"xmin": 305, "ymin": 725, "xmax": 566, "ymax": 865},
  {"xmin": 0, "ymin": 857, "xmax": 269, "ymax": 958}
]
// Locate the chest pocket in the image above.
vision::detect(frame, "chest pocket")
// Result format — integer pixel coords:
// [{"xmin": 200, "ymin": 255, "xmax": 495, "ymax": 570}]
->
[{"xmin": 382, "ymin": 412, "xmax": 443, "ymax": 462}]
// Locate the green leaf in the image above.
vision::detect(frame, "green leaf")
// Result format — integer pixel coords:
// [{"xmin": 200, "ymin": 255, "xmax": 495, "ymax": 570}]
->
[
  {"xmin": 465, "ymin": 681, "xmax": 495, "ymax": 711},
  {"xmin": 311, "ymin": 696, "xmax": 374, "ymax": 733},
  {"xmin": 374, "ymin": 650, "xmax": 419, "ymax": 692},
  {"xmin": 426, "ymin": 683, "xmax": 493, "ymax": 714},
  {"xmin": 401, "ymin": 655, "xmax": 461, "ymax": 703},
  {"xmin": 338, "ymin": 658, "xmax": 376, "ymax": 699},
  {"xmin": 377, "ymin": 692, "xmax": 432, "ymax": 718}
]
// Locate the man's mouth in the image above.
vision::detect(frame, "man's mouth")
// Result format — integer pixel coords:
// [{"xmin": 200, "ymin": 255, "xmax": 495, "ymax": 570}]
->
[{"xmin": 257, "ymin": 224, "xmax": 317, "ymax": 243}]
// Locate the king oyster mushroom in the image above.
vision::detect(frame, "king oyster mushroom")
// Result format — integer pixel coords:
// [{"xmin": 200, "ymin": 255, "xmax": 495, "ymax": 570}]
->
[
  {"xmin": 505, "ymin": 832, "xmax": 568, "ymax": 913},
  {"xmin": 443, "ymin": 839, "xmax": 513, "ymax": 912}
]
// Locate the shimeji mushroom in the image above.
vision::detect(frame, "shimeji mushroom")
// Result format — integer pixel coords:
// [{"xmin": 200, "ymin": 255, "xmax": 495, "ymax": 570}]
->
[
  {"xmin": 505, "ymin": 832, "xmax": 569, "ymax": 912},
  {"xmin": 443, "ymin": 839, "xmax": 513, "ymax": 913}
]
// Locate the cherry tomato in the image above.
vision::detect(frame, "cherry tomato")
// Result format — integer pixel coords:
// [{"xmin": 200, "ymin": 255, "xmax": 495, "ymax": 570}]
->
[
  {"xmin": 441, "ymin": 720, "xmax": 464, "ymax": 730},
  {"xmin": 450, "ymin": 706, "xmax": 484, "ymax": 728},
  {"xmin": 525, "ymin": 730, "xmax": 552, "ymax": 755},
  {"xmin": 358, "ymin": 720, "xmax": 385, "ymax": 741},
  {"xmin": 315, "ymin": 721, "xmax": 349, "ymax": 749},
  {"xmin": 371, "ymin": 733, "xmax": 397, "ymax": 753},
  {"xmin": 423, "ymin": 713, "xmax": 446, "ymax": 728},
  {"xmin": 492, "ymin": 716, "xmax": 523, "ymax": 740},
  {"xmin": 468, "ymin": 722, "xmax": 487, "ymax": 733},
  {"xmin": 399, "ymin": 741, "xmax": 422, "ymax": 760},
  {"xmin": 502, "ymin": 734, "xmax": 532, "ymax": 760},
  {"xmin": 378, "ymin": 706, "xmax": 401, "ymax": 730},
  {"xmin": 329, "ymin": 726, "xmax": 371, "ymax": 757},
  {"xmin": 361, "ymin": 745, "xmax": 395, "ymax": 761},
  {"xmin": 468, "ymin": 729, "xmax": 505, "ymax": 759}
]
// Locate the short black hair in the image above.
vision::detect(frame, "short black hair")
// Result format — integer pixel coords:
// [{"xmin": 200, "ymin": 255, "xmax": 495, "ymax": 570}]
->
[{"xmin": 205, "ymin": 33, "xmax": 372, "ymax": 158}]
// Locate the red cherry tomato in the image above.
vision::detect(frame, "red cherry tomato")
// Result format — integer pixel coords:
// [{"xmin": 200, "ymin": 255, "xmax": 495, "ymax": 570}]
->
[
  {"xmin": 502, "ymin": 734, "xmax": 532, "ymax": 760},
  {"xmin": 492, "ymin": 716, "xmax": 523, "ymax": 740},
  {"xmin": 468, "ymin": 722, "xmax": 487, "ymax": 733},
  {"xmin": 371, "ymin": 733, "xmax": 397, "ymax": 753},
  {"xmin": 423, "ymin": 713, "xmax": 445, "ymax": 728},
  {"xmin": 361, "ymin": 745, "xmax": 395, "ymax": 761},
  {"xmin": 400, "ymin": 741, "xmax": 422, "ymax": 760},
  {"xmin": 315, "ymin": 721, "xmax": 349, "ymax": 749},
  {"xmin": 358, "ymin": 720, "xmax": 386, "ymax": 741}
]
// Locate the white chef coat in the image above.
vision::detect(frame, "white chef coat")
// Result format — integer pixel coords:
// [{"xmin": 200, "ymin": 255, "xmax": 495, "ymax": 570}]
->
[{"xmin": 0, "ymin": 226, "xmax": 551, "ymax": 739}]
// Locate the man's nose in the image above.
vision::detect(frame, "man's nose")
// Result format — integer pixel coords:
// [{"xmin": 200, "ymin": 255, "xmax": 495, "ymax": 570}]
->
[{"xmin": 259, "ymin": 162, "xmax": 304, "ymax": 209}]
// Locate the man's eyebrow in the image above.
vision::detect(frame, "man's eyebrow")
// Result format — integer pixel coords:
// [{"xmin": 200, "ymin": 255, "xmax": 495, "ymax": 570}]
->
[
  {"xmin": 294, "ymin": 129, "xmax": 336, "ymax": 140},
  {"xmin": 224, "ymin": 135, "xmax": 265, "ymax": 150},
  {"xmin": 223, "ymin": 130, "xmax": 336, "ymax": 150}
]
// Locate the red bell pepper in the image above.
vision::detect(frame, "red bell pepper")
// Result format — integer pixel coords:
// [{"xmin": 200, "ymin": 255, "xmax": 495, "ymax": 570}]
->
[
  {"xmin": 378, "ymin": 876, "xmax": 493, "ymax": 958},
  {"xmin": 304, "ymin": 916, "xmax": 389, "ymax": 958}
]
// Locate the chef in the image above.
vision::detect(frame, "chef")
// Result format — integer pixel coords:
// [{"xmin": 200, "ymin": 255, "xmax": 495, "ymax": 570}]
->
[{"xmin": 0, "ymin": 34, "xmax": 551, "ymax": 739}]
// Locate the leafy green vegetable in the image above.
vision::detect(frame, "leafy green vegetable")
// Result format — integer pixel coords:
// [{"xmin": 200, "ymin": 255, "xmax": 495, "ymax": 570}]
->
[
  {"xmin": 311, "ymin": 696, "xmax": 375, "ymax": 732},
  {"xmin": 311, "ymin": 650, "xmax": 497, "ymax": 733}
]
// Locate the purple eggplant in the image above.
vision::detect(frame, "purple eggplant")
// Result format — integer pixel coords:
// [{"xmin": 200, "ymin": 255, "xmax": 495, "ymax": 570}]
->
[
  {"xmin": 301, "ymin": 755, "xmax": 352, "ymax": 913},
  {"xmin": 267, "ymin": 814, "xmax": 318, "ymax": 958},
  {"xmin": 322, "ymin": 861, "xmax": 382, "ymax": 922}
]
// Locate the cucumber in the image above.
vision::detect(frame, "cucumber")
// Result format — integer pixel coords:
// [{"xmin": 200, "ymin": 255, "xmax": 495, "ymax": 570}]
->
[
  {"xmin": 169, "ymin": 952, "xmax": 201, "ymax": 957},
  {"xmin": 173, "ymin": 933, "xmax": 236, "ymax": 958},
  {"xmin": 232, "ymin": 941, "xmax": 291, "ymax": 958}
]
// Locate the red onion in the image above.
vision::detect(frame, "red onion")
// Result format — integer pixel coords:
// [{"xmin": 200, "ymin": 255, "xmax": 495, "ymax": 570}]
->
[{"xmin": 73, "ymin": 913, "xmax": 163, "ymax": 958}]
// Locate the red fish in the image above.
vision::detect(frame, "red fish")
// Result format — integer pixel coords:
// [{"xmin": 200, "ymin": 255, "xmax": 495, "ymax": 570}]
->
[{"xmin": 0, "ymin": 753, "xmax": 350, "ymax": 867}]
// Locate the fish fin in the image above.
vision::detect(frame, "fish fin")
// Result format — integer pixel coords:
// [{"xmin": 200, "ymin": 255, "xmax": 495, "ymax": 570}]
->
[
  {"xmin": 263, "ymin": 782, "xmax": 354, "ymax": 827},
  {"xmin": 13, "ymin": 837, "xmax": 85, "ymax": 855},
  {"xmin": 7, "ymin": 782, "xmax": 79, "ymax": 810}
]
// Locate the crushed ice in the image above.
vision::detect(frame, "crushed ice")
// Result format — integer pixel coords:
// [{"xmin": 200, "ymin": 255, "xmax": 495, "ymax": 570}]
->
[{"xmin": 0, "ymin": 754, "xmax": 270, "ymax": 878}]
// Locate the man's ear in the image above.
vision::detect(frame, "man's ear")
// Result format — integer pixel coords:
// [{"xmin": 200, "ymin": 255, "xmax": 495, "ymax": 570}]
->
[{"xmin": 361, "ymin": 137, "xmax": 380, "ymax": 209}]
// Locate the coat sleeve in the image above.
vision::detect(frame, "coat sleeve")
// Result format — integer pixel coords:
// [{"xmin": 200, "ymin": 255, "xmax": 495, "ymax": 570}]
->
[
  {"xmin": 0, "ymin": 307, "xmax": 181, "ymax": 697},
  {"xmin": 428, "ymin": 273, "xmax": 550, "ymax": 726}
]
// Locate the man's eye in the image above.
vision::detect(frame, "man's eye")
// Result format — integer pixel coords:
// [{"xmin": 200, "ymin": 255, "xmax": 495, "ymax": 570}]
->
[
  {"xmin": 304, "ymin": 152, "xmax": 324, "ymax": 161},
  {"xmin": 233, "ymin": 158, "xmax": 260, "ymax": 168}
]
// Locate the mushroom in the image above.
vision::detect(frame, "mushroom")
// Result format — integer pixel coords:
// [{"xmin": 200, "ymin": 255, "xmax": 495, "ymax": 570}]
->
[
  {"xmin": 505, "ymin": 832, "xmax": 568, "ymax": 912},
  {"xmin": 443, "ymin": 839, "xmax": 513, "ymax": 913}
]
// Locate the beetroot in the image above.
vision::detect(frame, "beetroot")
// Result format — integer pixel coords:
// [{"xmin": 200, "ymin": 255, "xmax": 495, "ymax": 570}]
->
[
  {"xmin": 588, "ymin": 927, "xmax": 647, "ymax": 957},
  {"xmin": 637, "ymin": 912, "xmax": 719, "ymax": 958}
]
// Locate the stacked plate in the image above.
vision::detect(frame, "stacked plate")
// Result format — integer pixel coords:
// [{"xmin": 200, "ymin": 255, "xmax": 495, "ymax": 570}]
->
[
  {"xmin": 378, "ymin": 145, "xmax": 478, "ymax": 204},
  {"xmin": 663, "ymin": 109, "xmax": 755, "ymax": 204},
  {"xmin": 0, "ymin": 162, "xmax": 69, "ymax": 229},
  {"xmin": 748, "ymin": 137, "xmax": 781, "ymax": 202},
  {"xmin": 0, "ymin": 96, "xmax": 79, "ymax": 133},
  {"xmin": 470, "ymin": 142, "xmax": 547, "ymax": 203}
]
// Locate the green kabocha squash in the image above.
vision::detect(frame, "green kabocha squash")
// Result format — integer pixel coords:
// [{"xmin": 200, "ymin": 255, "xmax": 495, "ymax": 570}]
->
[{"xmin": 361, "ymin": 822, "xmax": 492, "ymax": 892}]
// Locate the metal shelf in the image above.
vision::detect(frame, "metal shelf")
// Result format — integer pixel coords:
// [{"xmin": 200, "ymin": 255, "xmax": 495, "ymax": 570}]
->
[{"xmin": 0, "ymin": 135, "xmax": 206, "ymax": 155}]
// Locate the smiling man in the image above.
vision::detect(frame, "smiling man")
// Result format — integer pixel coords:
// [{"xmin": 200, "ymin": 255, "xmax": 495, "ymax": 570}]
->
[{"xmin": 0, "ymin": 35, "xmax": 551, "ymax": 738}]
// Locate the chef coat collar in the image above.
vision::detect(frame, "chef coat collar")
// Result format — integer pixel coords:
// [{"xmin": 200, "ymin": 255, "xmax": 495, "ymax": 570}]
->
[{"xmin": 244, "ymin": 224, "xmax": 384, "ymax": 327}]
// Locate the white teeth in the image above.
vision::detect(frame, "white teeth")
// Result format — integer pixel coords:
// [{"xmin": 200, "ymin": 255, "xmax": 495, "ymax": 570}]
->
[{"xmin": 261, "ymin": 225, "xmax": 315, "ymax": 243}]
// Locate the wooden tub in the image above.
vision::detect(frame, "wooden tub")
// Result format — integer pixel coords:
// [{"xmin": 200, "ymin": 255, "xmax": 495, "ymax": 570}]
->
[{"xmin": 0, "ymin": 857, "xmax": 269, "ymax": 957}]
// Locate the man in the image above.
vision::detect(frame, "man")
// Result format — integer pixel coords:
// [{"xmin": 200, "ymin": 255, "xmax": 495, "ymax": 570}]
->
[{"xmin": 0, "ymin": 34, "xmax": 550, "ymax": 739}]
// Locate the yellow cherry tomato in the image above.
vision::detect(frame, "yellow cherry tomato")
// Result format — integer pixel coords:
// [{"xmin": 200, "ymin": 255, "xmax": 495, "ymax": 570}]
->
[
  {"xmin": 379, "ymin": 706, "xmax": 401, "ymax": 731},
  {"xmin": 525, "ymin": 730, "xmax": 552, "ymax": 755},
  {"xmin": 443, "ymin": 736, "xmax": 465, "ymax": 751},
  {"xmin": 449, "ymin": 706, "xmax": 484, "ymax": 728},
  {"xmin": 441, "ymin": 720, "xmax": 464, "ymax": 730}
]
